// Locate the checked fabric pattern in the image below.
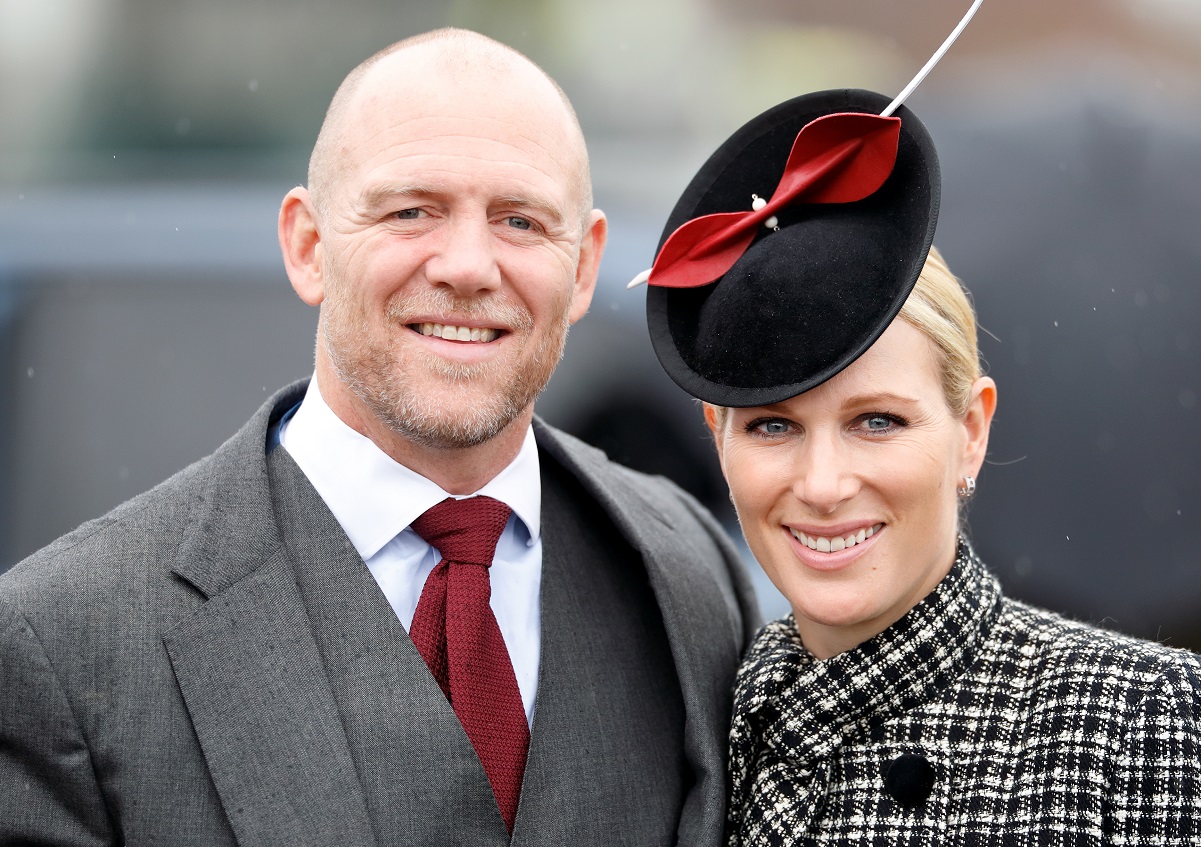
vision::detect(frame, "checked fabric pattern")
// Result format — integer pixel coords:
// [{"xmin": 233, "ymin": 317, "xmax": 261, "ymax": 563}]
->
[
  {"xmin": 727, "ymin": 540, "xmax": 1201, "ymax": 846},
  {"xmin": 409, "ymin": 496, "xmax": 528, "ymax": 834}
]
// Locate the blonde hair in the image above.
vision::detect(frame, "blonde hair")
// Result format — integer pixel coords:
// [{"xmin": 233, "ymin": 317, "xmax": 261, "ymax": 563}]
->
[
  {"xmin": 708, "ymin": 245, "xmax": 982, "ymax": 426},
  {"xmin": 897, "ymin": 245, "xmax": 981, "ymax": 418}
]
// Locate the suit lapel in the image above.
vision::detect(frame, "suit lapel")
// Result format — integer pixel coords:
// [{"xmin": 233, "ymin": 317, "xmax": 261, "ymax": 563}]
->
[
  {"xmin": 162, "ymin": 383, "xmax": 377, "ymax": 847},
  {"xmin": 532, "ymin": 420, "xmax": 750, "ymax": 845},
  {"xmin": 532, "ymin": 419, "xmax": 745, "ymax": 708},
  {"xmin": 512, "ymin": 454, "xmax": 687, "ymax": 846}
]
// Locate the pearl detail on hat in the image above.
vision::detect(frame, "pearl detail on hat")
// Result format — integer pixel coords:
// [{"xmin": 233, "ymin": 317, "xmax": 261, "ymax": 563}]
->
[{"xmin": 752, "ymin": 195, "xmax": 779, "ymax": 230}]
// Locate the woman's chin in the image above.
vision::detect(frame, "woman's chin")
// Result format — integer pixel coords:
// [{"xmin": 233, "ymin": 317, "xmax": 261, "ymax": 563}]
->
[
  {"xmin": 790, "ymin": 596, "xmax": 879, "ymax": 632},
  {"xmin": 784, "ymin": 587, "xmax": 891, "ymax": 655}
]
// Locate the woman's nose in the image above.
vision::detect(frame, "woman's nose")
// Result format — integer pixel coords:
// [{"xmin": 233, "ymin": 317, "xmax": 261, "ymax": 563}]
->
[
  {"xmin": 792, "ymin": 435, "xmax": 858, "ymax": 514},
  {"xmin": 424, "ymin": 216, "xmax": 503, "ymax": 296}
]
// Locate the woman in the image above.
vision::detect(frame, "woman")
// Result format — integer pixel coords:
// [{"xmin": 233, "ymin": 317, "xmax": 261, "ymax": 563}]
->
[{"xmin": 637, "ymin": 89, "xmax": 1201, "ymax": 843}]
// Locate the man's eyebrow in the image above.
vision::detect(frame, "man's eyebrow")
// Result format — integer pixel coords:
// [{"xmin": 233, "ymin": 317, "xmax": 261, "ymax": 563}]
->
[
  {"xmin": 355, "ymin": 184, "xmax": 571, "ymax": 230},
  {"xmin": 357, "ymin": 183, "xmax": 434, "ymax": 211},
  {"xmin": 494, "ymin": 195, "xmax": 568, "ymax": 229}
]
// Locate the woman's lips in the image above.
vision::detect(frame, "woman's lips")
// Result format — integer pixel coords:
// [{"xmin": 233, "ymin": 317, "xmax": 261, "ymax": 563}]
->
[
  {"xmin": 790, "ymin": 522, "xmax": 883, "ymax": 553},
  {"xmin": 785, "ymin": 523, "xmax": 884, "ymax": 571}
]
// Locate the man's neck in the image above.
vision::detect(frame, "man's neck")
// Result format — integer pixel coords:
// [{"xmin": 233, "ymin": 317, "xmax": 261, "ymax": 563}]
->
[
  {"xmin": 370, "ymin": 415, "xmax": 531, "ymax": 496},
  {"xmin": 317, "ymin": 377, "xmax": 532, "ymax": 495}
]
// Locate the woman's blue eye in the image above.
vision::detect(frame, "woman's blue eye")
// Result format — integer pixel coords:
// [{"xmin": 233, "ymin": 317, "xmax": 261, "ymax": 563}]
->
[
  {"xmin": 864, "ymin": 414, "xmax": 903, "ymax": 431},
  {"xmin": 754, "ymin": 420, "xmax": 791, "ymax": 435}
]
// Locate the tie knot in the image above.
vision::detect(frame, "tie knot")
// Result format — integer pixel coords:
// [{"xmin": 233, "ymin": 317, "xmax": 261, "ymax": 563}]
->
[{"xmin": 410, "ymin": 496, "xmax": 512, "ymax": 567}]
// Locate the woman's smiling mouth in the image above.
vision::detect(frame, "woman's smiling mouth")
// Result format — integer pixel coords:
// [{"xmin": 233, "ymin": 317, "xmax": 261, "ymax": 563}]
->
[{"xmin": 790, "ymin": 523, "xmax": 883, "ymax": 553}]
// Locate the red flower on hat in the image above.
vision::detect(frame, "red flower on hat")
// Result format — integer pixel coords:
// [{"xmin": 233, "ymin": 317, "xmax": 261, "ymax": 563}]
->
[{"xmin": 647, "ymin": 112, "xmax": 902, "ymax": 289}]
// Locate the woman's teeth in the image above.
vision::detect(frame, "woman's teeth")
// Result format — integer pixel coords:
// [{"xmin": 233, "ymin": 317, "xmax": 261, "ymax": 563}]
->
[
  {"xmin": 418, "ymin": 323, "xmax": 498, "ymax": 342},
  {"xmin": 790, "ymin": 524, "xmax": 882, "ymax": 553}
]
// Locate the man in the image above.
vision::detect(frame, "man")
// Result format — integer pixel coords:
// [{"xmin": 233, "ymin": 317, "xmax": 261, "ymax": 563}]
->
[{"xmin": 0, "ymin": 28, "xmax": 758, "ymax": 846}]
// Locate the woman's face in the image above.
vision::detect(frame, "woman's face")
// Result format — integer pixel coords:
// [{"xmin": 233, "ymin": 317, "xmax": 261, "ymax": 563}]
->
[{"xmin": 710, "ymin": 318, "xmax": 995, "ymax": 659}]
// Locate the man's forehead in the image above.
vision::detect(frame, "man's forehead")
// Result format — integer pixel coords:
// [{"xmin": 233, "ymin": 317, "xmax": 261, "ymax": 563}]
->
[
  {"xmin": 346, "ymin": 56, "xmax": 574, "ymax": 153},
  {"xmin": 345, "ymin": 111, "xmax": 579, "ymax": 188},
  {"xmin": 349, "ymin": 68, "xmax": 581, "ymax": 175}
]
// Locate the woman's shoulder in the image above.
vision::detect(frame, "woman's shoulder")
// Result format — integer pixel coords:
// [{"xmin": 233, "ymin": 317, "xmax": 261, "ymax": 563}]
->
[{"xmin": 987, "ymin": 595, "xmax": 1201, "ymax": 709}]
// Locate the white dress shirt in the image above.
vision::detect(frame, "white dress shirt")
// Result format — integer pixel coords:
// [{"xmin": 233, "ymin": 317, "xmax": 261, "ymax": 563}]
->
[{"xmin": 278, "ymin": 378, "xmax": 542, "ymax": 724}]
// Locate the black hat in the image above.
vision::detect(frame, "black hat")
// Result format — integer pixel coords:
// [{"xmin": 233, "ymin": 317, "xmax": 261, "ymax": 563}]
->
[{"xmin": 644, "ymin": 88, "xmax": 940, "ymax": 407}]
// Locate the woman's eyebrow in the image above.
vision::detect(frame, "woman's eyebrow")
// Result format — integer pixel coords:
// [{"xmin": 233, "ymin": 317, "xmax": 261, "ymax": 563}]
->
[{"xmin": 839, "ymin": 392, "xmax": 922, "ymax": 409}]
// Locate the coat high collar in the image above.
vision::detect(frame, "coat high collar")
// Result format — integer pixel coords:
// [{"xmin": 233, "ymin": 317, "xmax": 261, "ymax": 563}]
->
[{"xmin": 727, "ymin": 540, "xmax": 1003, "ymax": 837}]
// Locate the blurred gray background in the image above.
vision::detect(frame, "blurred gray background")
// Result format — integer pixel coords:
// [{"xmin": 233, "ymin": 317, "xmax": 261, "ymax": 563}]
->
[{"xmin": 2, "ymin": 0, "xmax": 1199, "ymax": 649}]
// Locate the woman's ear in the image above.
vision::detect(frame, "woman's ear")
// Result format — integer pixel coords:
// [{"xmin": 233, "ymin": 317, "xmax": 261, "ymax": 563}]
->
[
  {"xmin": 961, "ymin": 376, "xmax": 997, "ymax": 480},
  {"xmin": 703, "ymin": 403, "xmax": 726, "ymax": 468},
  {"xmin": 279, "ymin": 187, "xmax": 326, "ymax": 306}
]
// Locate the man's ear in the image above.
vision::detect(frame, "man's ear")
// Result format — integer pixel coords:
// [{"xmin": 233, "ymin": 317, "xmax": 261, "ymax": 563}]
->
[
  {"xmin": 961, "ymin": 376, "xmax": 997, "ymax": 481},
  {"xmin": 567, "ymin": 209, "xmax": 608, "ymax": 324},
  {"xmin": 279, "ymin": 187, "xmax": 325, "ymax": 306}
]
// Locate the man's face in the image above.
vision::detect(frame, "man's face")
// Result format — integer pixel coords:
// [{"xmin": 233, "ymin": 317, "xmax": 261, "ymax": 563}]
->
[{"xmin": 311, "ymin": 54, "xmax": 598, "ymax": 449}]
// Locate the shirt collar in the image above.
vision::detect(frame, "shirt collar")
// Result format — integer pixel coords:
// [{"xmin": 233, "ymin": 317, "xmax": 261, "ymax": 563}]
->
[{"xmin": 279, "ymin": 377, "xmax": 541, "ymax": 560}]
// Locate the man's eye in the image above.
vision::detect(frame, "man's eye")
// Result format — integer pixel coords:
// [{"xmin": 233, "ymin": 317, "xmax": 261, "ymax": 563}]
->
[
  {"xmin": 504, "ymin": 216, "xmax": 533, "ymax": 230},
  {"xmin": 395, "ymin": 208, "xmax": 424, "ymax": 220}
]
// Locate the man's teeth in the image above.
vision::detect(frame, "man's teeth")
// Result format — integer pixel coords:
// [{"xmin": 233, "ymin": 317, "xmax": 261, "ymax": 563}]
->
[
  {"xmin": 790, "ymin": 524, "xmax": 882, "ymax": 553},
  {"xmin": 418, "ymin": 323, "xmax": 498, "ymax": 343}
]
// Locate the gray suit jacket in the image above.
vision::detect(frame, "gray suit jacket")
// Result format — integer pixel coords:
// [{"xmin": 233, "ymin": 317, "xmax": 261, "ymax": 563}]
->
[{"xmin": 0, "ymin": 382, "xmax": 759, "ymax": 846}]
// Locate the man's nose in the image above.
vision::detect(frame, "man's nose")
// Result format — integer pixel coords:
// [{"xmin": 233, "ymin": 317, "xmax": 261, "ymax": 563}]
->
[
  {"xmin": 792, "ymin": 433, "xmax": 858, "ymax": 515},
  {"xmin": 424, "ymin": 216, "xmax": 503, "ymax": 296}
]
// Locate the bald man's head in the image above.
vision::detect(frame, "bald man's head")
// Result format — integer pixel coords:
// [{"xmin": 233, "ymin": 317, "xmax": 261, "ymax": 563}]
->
[{"xmin": 306, "ymin": 29, "xmax": 593, "ymax": 231}]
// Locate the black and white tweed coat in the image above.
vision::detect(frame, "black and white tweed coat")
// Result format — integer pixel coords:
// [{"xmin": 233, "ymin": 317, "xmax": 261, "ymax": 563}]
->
[{"xmin": 727, "ymin": 541, "xmax": 1201, "ymax": 846}]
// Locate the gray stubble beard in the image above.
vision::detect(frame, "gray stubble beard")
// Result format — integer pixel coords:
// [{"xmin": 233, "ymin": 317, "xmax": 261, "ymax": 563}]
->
[{"xmin": 322, "ymin": 288, "xmax": 570, "ymax": 450}]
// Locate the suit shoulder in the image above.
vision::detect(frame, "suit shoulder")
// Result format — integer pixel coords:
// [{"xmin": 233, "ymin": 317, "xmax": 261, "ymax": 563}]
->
[
  {"xmin": 534, "ymin": 420, "xmax": 706, "ymax": 509},
  {"xmin": 1, "ymin": 386, "xmax": 296, "ymax": 607},
  {"xmin": 0, "ymin": 454, "xmax": 217, "ymax": 605}
]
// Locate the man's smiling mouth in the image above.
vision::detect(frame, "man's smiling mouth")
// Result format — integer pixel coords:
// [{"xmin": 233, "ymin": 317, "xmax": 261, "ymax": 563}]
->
[{"xmin": 412, "ymin": 322, "xmax": 501, "ymax": 343}]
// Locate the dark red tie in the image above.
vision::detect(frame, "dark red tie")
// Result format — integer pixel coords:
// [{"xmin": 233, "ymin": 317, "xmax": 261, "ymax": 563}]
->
[{"xmin": 408, "ymin": 496, "xmax": 529, "ymax": 834}]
